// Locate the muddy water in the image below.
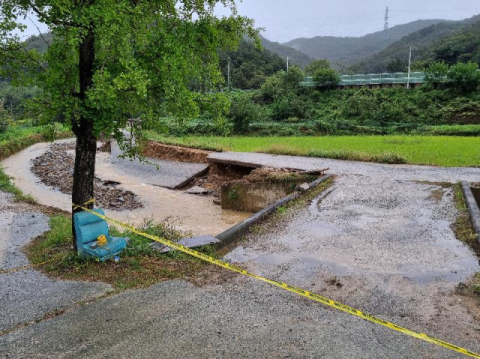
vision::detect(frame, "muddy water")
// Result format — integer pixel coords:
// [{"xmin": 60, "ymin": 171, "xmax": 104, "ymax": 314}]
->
[{"xmin": 1, "ymin": 140, "xmax": 250, "ymax": 236}]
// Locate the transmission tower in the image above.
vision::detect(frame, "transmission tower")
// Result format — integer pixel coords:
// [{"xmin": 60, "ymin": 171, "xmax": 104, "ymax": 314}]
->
[{"xmin": 384, "ymin": 6, "xmax": 389, "ymax": 40}]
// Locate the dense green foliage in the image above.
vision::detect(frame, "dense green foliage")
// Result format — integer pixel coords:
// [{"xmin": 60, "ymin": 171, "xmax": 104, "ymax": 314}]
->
[
  {"xmin": 305, "ymin": 59, "xmax": 330, "ymax": 76},
  {"xmin": 150, "ymin": 86, "xmax": 480, "ymax": 137},
  {"xmin": 424, "ymin": 61, "xmax": 480, "ymax": 93},
  {"xmin": 425, "ymin": 61, "xmax": 449, "ymax": 86},
  {"xmin": 1, "ymin": 1, "xmax": 257, "ymax": 143},
  {"xmin": 148, "ymin": 57, "xmax": 480, "ymax": 138},
  {"xmin": 313, "ymin": 69, "xmax": 340, "ymax": 89},
  {"xmin": 1, "ymin": 0, "xmax": 258, "ymax": 219},
  {"xmin": 147, "ymin": 134, "xmax": 480, "ymax": 167},
  {"xmin": 0, "ymin": 82, "xmax": 42, "ymax": 120},
  {"xmin": 0, "ymin": 100, "xmax": 9, "ymax": 133},
  {"xmin": 356, "ymin": 15, "xmax": 480, "ymax": 73},
  {"xmin": 219, "ymin": 39, "xmax": 286, "ymax": 90},
  {"xmin": 283, "ymin": 20, "xmax": 445, "ymax": 64},
  {"xmin": 447, "ymin": 63, "xmax": 480, "ymax": 93}
]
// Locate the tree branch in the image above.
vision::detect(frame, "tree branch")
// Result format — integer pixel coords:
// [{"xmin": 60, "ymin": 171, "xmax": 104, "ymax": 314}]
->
[
  {"xmin": 29, "ymin": 1, "xmax": 75, "ymax": 27},
  {"xmin": 27, "ymin": 16, "xmax": 51, "ymax": 49}
]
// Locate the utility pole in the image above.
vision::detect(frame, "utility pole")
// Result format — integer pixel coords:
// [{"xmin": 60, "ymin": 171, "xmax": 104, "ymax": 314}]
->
[
  {"xmin": 227, "ymin": 57, "xmax": 231, "ymax": 92},
  {"xmin": 287, "ymin": 57, "xmax": 289, "ymax": 73},
  {"xmin": 407, "ymin": 46, "xmax": 412, "ymax": 89},
  {"xmin": 384, "ymin": 6, "xmax": 389, "ymax": 40}
]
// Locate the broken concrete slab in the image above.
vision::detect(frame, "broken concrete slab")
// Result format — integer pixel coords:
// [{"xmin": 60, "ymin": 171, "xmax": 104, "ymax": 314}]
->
[
  {"xmin": 208, "ymin": 152, "xmax": 323, "ymax": 172},
  {"xmin": 111, "ymin": 141, "xmax": 208, "ymax": 189},
  {"xmin": 185, "ymin": 186, "xmax": 209, "ymax": 195},
  {"xmin": 208, "ymin": 152, "xmax": 480, "ymax": 183},
  {"xmin": 149, "ymin": 235, "xmax": 220, "ymax": 253}
]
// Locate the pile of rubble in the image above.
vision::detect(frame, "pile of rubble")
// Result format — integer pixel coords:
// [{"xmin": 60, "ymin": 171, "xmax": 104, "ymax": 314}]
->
[{"xmin": 31, "ymin": 143, "xmax": 142, "ymax": 211}]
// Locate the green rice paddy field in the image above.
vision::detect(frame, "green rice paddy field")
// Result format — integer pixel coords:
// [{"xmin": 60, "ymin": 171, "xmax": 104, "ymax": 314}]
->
[{"xmin": 146, "ymin": 134, "xmax": 480, "ymax": 167}]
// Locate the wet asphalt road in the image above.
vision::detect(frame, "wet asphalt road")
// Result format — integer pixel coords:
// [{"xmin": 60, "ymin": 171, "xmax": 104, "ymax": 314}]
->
[
  {"xmin": 0, "ymin": 192, "xmax": 111, "ymax": 333},
  {"xmin": 1, "ymin": 155, "xmax": 480, "ymax": 358}
]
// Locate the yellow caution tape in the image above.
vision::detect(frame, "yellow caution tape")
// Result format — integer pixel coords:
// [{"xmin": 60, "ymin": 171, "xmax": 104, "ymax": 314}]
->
[
  {"xmin": 0, "ymin": 259, "xmax": 54, "ymax": 275},
  {"xmin": 69, "ymin": 204, "xmax": 480, "ymax": 358}
]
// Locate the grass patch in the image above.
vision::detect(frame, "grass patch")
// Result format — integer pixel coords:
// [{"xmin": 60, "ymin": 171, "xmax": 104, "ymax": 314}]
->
[
  {"xmin": 26, "ymin": 215, "xmax": 212, "ymax": 290},
  {"xmin": 453, "ymin": 183, "xmax": 479, "ymax": 254},
  {"xmin": 146, "ymin": 133, "xmax": 480, "ymax": 167},
  {"xmin": 0, "ymin": 123, "xmax": 73, "ymax": 203},
  {"xmin": 0, "ymin": 166, "xmax": 36, "ymax": 203}
]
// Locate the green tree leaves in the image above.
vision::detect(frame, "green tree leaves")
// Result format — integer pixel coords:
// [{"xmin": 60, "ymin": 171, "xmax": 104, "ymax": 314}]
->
[
  {"xmin": 1, "ymin": 0, "xmax": 258, "ymax": 139},
  {"xmin": 313, "ymin": 69, "xmax": 340, "ymax": 90},
  {"xmin": 448, "ymin": 62, "xmax": 480, "ymax": 93}
]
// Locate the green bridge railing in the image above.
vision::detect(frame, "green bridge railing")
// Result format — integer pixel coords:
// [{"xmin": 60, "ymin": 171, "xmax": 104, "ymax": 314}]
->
[
  {"xmin": 300, "ymin": 72, "xmax": 427, "ymax": 87},
  {"xmin": 301, "ymin": 69, "xmax": 480, "ymax": 87}
]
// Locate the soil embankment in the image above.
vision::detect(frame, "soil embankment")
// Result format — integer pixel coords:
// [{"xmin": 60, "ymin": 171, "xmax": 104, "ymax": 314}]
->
[{"xmin": 142, "ymin": 142, "xmax": 211, "ymax": 163}]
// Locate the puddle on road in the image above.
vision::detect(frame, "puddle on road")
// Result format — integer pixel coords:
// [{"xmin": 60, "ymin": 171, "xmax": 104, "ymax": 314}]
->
[
  {"xmin": 1, "ymin": 141, "xmax": 250, "ymax": 236},
  {"xmin": 227, "ymin": 246, "xmax": 352, "ymax": 277}
]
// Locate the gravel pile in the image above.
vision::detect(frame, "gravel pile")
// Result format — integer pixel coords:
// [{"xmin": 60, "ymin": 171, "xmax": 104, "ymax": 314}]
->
[{"xmin": 31, "ymin": 143, "xmax": 142, "ymax": 211}]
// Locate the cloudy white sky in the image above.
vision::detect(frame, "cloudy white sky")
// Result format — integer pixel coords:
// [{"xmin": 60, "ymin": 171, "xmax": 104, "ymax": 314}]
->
[
  {"xmin": 218, "ymin": 0, "xmax": 480, "ymax": 42},
  {"xmin": 17, "ymin": 0, "xmax": 480, "ymax": 43}
]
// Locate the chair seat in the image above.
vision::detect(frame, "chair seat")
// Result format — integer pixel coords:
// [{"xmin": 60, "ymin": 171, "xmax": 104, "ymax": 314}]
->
[{"xmin": 83, "ymin": 236, "xmax": 127, "ymax": 261}]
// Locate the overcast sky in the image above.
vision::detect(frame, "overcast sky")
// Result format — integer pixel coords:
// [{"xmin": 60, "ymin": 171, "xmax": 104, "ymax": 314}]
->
[
  {"xmin": 216, "ymin": 0, "xmax": 480, "ymax": 42},
  {"xmin": 16, "ymin": 0, "xmax": 480, "ymax": 43}
]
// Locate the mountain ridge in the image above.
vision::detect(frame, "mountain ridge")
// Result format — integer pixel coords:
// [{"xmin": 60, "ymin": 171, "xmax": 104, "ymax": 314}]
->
[
  {"xmin": 354, "ymin": 15, "xmax": 480, "ymax": 73},
  {"xmin": 283, "ymin": 19, "xmax": 447, "ymax": 64}
]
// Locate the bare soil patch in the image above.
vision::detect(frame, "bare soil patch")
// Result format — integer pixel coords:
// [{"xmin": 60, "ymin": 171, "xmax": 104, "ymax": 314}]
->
[
  {"xmin": 31, "ymin": 143, "xmax": 142, "ymax": 211},
  {"xmin": 143, "ymin": 141, "xmax": 212, "ymax": 163}
]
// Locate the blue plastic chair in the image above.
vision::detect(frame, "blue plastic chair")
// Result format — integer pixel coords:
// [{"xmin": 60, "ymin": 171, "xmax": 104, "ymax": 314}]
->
[{"xmin": 73, "ymin": 209, "xmax": 127, "ymax": 261}]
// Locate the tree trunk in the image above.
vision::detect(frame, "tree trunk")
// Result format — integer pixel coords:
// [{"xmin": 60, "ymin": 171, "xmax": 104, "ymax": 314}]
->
[{"xmin": 72, "ymin": 22, "xmax": 96, "ymax": 250}]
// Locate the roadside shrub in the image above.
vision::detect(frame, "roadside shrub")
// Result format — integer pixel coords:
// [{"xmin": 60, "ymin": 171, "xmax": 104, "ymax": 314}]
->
[
  {"xmin": 442, "ymin": 98, "xmax": 480, "ymax": 124},
  {"xmin": 0, "ymin": 100, "xmax": 11, "ymax": 134},
  {"xmin": 313, "ymin": 68, "xmax": 340, "ymax": 89},
  {"xmin": 448, "ymin": 62, "xmax": 480, "ymax": 93},
  {"xmin": 270, "ymin": 96, "xmax": 309, "ymax": 121},
  {"xmin": 425, "ymin": 61, "xmax": 449, "ymax": 88},
  {"xmin": 305, "ymin": 59, "xmax": 331, "ymax": 76},
  {"xmin": 228, "ymin": 92, "xmax": 265, "ymax": 134}
]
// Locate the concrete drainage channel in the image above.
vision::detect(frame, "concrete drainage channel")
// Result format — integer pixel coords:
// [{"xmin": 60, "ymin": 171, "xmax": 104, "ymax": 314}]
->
[
  {"xmin": 462, "ymin": 181, "xmax": 480, "ymax": 246},
  {"xmin": 216, "ymin": 174, "xmax": 333, "ymax": 247}
]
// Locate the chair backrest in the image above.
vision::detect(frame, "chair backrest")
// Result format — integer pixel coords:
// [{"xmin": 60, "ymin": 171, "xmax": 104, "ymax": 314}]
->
[{"xmin": 73, "ymin": 209, "xmax": 109, "ymax": 248}]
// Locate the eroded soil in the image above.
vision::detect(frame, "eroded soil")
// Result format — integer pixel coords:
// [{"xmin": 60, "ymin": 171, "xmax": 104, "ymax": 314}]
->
[{"xmin": 31, "ymin": 143, "xmax": 143, "ymax": 211}]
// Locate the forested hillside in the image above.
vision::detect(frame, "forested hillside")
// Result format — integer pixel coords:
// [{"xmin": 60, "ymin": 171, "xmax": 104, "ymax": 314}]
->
[
  {"xmin": 283, "ymin": 19, "xmax": 445, "ymax": 64},
  {"xmin": 219, "ymin": 39, "xmax": 287, "ymax": 90},
  {"xmin": 259, "ymin": 35, "xmax": 313, "ymax": 69},
  {"xmin": 355, "ymin": 15, "xmax": 480, "ymax": 73}
]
